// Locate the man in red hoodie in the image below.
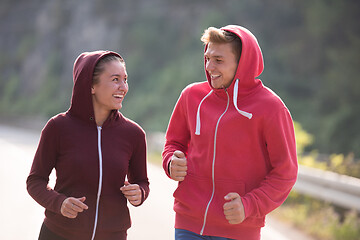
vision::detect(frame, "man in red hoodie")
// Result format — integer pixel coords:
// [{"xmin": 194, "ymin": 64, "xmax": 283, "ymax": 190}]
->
[{"xmin": 162, "ymin": 25, "xmax": 298, "ymax": 240}]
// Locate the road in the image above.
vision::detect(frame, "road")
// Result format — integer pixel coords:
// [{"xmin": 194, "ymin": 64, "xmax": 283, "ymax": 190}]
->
[{"xmin": 0, "ymin": 124, "xmax": 313, "ymax": 240}]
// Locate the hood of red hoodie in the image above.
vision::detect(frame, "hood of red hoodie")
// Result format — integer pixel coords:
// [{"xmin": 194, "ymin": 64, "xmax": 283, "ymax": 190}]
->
[
  {"xmin": 204, "ymin": 25, "xmax": 264, "ymax": 98},
  {"xmin": 68, "ymin": 50, "xmax": 123, "ymax": 125}
]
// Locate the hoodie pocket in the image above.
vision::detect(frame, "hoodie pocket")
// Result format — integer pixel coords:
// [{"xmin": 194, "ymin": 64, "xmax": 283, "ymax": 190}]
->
[
  {"xmin": 97, "ymin": 193, "xmax": 130, "ymax": 231},
  {"xmin": 207, "ymin": 179, "xmax": 246, "ymax": 226},
  {"xmin": 45, "ymin": 195, "xmax": 95, "ymax": 230},
  {"xmin": 173, "ymin": 173, "xmax": 212, "ymax": 218}
]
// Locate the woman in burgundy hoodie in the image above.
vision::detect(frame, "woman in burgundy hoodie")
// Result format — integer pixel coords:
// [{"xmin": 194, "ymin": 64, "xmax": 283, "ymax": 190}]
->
[{"xmin": 27, "ymin": 50, "xmax": 149, "ymax": 240}]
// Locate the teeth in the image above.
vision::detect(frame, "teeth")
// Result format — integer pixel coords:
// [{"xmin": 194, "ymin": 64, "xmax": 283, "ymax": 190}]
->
[
  {"xmin": 211, "ymin": 75, "xmax": 220, "ymax": 79},
  {"xmin": 113, "ymin": 94, "xmax": 124, "ymax": 98}
]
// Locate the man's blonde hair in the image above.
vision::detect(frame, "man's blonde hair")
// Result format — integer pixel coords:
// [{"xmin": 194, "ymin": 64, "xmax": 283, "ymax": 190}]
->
[{"xmin": 201, "ymin": 27, "xmax": 242, "ymax": 62}]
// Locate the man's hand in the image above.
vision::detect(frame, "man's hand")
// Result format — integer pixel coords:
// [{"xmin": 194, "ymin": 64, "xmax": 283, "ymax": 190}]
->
[
  {"xmin": 169, "ymin": 150, "xmax": 187, "ymax": 181},
  {"xmin": 223, "ymin": 193, "xmax": 245, "ymax": 224},
  {"xmin": 61, "ymin": 196, "xmax": 88, "ymax": 219},
  {"xmin": 120, "ymin": 181, "xmax": 142, "ymax": 206}
]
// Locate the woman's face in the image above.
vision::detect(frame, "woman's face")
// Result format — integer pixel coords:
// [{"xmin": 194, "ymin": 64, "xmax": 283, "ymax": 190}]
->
[{"xmin": 91, "ymin": 60, "xmax": 128, "ymax": 113}]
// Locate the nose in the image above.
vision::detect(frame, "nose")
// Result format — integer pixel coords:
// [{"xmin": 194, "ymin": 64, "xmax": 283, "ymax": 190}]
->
[
  {"xmin": 206, "ymin": 59, "xmax": 214, "ymax": 72},
  {"xmin": 118, "ymin": 80, "xmax": 128, "ymax": 92}
]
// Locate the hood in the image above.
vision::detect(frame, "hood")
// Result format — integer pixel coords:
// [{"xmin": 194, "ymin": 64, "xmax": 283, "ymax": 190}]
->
[
  {"xmin": 204, "ymin": 25, "xmax": 264, "ymax": 94},
  {"xmin": 68, "ymin": 50, "xmax": 123, "ymax": 124},
  {"xmin": 196, "ymin": 26, "xmax": 264, "ymax": 135}
]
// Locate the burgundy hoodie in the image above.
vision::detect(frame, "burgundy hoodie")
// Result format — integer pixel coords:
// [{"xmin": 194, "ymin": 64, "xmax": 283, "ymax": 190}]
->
[
  {"xmin": 162, "ymin": 26, "xmax": 298, "ymax": 239},
  {"xmin": 27, "ymin": 51, "xmax": 149, "ymax": 240}
]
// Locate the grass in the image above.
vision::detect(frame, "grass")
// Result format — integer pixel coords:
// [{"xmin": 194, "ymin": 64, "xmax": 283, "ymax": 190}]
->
[{"xmin": 275, "ymin": 191, "xmax": 360, "ymax": 240}]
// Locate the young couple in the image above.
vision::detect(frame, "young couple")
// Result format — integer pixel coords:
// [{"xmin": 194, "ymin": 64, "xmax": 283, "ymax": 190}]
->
[{"xmin": 27, "ymin": 25, "xmax": 297, "ymax": 240}]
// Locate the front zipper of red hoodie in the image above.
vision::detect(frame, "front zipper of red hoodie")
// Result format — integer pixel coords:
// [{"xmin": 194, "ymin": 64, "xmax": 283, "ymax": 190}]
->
[{"xmin": 200, "ymin": 88, "xmax": 230, "ymax": 235}]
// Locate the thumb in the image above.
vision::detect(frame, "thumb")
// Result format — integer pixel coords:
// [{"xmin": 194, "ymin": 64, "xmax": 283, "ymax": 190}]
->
[
  {"xmin": 174, "ymin": 150, "xmax": 185, "ymax": 158},
  {"xmin": 77, "ymin": 196, "xmax": 86, "ymax": 203},
  {"xmin": 76, "ymin": 197, "xmax": 88, "ymax": 210},
  {"xmin": 224, "ymin": 192, "xmax": 240, "ymax": 201},
  {"xmin": 120, "ymin": 181, "xmax": 130, "ymax": 190}
]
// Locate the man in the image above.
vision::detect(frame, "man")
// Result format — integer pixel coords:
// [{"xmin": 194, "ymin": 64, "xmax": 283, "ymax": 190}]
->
[{"xmin": 162, "ymin": 25, "xmax": 298, "ymax": 240}]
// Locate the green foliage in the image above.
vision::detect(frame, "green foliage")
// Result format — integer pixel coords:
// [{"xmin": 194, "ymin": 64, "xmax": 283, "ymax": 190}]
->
[
  {"xmin": 328, "ymin": 153, "xmax": 360, "ymax": 178},
  {"xmin": 277, "ymin": 192, "xmax": 360, "ymax": 240},
  {"xmin": 1, "ymin": 1, "xmax": 360, "ymax": 159},
  {"xmin": 299, "ymin": 1, "xmax": 360, "ymax": 158},
  {"xmin": 294, "ymin": 122, "xmax": 313, "ymax": 155},
  {"xmin": 332, "ymin": 210, "xmax": 360, "ymax": 240},
  {"xmin": 295, "ymin": 122, "xmax": 360, "ymax": 178},
  {"xmin": 121, "ymin": 28, "xmax": 204, "ymax": 131},
  {"xmin": 0, "ymin": 73, "xmax": 20, "ymax": 114},
  {"xmin": 278, "ymin": 121, "xmax": 360, "ymax": 239}
]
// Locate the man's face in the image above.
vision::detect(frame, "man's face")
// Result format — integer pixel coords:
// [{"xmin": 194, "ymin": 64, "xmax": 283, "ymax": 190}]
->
[{"xmin": 205, "ymin": 42, "xmax": 238, "ymax": 89}]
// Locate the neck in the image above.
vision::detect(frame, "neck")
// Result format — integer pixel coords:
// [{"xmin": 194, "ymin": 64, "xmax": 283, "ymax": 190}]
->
[{"xmin": 93, "ymin": 107, "xmax": 111, "ymax": 126}]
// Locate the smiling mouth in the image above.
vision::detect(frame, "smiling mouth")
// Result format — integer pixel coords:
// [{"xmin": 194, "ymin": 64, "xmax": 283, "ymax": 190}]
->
[
  {"xmin": 210, "ymin": 74, "xmax": 221, "ymax": 80},
  {"xmin": 113, "ymin": 94, "xmax": 124, "ymax": 99}
]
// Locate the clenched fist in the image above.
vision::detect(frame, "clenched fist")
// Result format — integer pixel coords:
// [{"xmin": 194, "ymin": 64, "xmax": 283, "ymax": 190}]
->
[
  {"xmin": 61, "ymin": 197, "xmax": 88, "ymax": 219},
  {"xmin": 223, "ymin": 193, "xmax": 245, "ymax": 224},
  {"xmin": 120, "ymin": 181, "xmax": 142, "ymax": 206},
  {"xmin": 169, "ymin": 150, "xmax": 187, "ymax": 181}
]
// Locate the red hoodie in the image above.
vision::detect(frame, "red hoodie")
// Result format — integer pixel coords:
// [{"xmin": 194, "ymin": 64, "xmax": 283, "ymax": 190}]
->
[
  {"xmin": 162, "ymin": 26, "xmax": 298, "ymax": 239},
  {"xmin": 27, "ymin": 51, "xmax": 149, "ymax": 240}
]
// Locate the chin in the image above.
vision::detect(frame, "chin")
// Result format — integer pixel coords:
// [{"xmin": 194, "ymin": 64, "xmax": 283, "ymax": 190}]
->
[
  {"xmin": 211, "ymin": 81, "xmax": 221, "ymax": 89},
  {"xmin": 111, "ymin": 105, "xmax": 122, "ymax": 111}
]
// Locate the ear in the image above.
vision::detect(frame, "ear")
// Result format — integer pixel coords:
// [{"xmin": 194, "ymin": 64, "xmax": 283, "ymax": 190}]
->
[{"xmin": 91, "ymin": 85, "xmax": 95, "ymax": 95}]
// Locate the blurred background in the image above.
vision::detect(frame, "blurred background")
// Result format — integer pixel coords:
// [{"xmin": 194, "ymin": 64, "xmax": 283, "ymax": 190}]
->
[
  {"xmin": 1, "ymin": 0, "xmax": 359, "ymax": 239},
  {"xmin": 1, "ymin": 0, "xmax": 360, "ymax": 157}
]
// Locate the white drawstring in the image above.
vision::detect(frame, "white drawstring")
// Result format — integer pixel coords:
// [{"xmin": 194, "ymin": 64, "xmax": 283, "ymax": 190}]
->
[
  {"xmin": 195, "ymin": 79, "xmax": 252, "ymax": 136},
  {"xmin": 195, "ymin": 90, "xmax": 213, "ymax": 135},
  {"xmin": 233, "ymin": 79, "xmax": 253, "ymax": 119}
]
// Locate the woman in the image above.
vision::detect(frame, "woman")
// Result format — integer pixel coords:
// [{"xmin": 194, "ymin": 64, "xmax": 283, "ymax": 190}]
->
[{"xmin": 27, "ymin": 50, "xmax": 149, "ymax": 240}]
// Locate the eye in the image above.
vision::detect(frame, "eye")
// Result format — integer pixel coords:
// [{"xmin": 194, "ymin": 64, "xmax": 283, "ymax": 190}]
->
[
  {"xmin": 216, "ymin": 59, "xmax": 223, "ymax": 63},
  {"xmin": 113, "ymin": 78, "xmax": 119, "ymax": 82},
  {"xmin": 124, "ymin": 76, "xmax": 128, "ymax": 83}
]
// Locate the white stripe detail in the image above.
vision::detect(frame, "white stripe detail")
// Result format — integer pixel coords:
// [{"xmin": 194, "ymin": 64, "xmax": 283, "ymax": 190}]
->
[
  {"xmin": 91, "ymin": 126, "xmax": 104, "ymax": 240},
  {"xmin": 233, "ymin": 79, "xmax": 253, "ymax": 119},
  {"xmin": 200, "ymin": 90, "xmax": 230, "ymax": 235},
  {"xmin": 195, "ymin": 90, "xmax": 213, "ymax": 135}
]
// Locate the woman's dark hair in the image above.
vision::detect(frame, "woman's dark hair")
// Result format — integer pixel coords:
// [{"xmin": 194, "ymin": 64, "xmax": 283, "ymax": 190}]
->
[{"xmin": 92, "ymin": 55, "xmax": 125, "ymax": 84}]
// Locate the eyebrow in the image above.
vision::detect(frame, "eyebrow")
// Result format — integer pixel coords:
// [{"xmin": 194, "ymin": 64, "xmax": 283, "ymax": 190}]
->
[
  {"xmin": 110, "ymin": 73, "xmax": 128, "ymax": 78},
  {"xmin": 205, "ymin": 54, "xmax": 224, "ymax": 59},
  {"xmin": 204, "ymin": 52, "xmax": 223, "ymax": 58}
]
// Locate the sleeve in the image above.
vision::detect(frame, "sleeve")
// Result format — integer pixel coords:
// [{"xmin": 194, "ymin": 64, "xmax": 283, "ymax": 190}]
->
[
  {"xmin": 162, "ymin": 89, "xmax": 191, "ymax": 178},
  {"xmin": 241, "ymin": 107, "xmax": 298, "ymax": 219},
  {"xmin": 127, "ymin": 128, "xmax": 149, "ymax": 206},
  {"xmin": 26, "ymin": 118, "xmax": 67, "ymax": 214}
]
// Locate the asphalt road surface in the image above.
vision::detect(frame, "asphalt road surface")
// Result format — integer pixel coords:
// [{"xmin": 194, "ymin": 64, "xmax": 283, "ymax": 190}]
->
[{"xmin": 0, "ymin": 124, "xmax": 313, "ymax": 240}]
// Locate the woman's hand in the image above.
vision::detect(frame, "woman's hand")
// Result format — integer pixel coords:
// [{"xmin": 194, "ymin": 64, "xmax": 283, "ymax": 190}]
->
[
  {"xmin": 60, "ymin": 197, "xmax": 88, "ymax": 218},
  {"xmin": 120, "ymin": 181, "xmax": 142, "ymax": 206}
]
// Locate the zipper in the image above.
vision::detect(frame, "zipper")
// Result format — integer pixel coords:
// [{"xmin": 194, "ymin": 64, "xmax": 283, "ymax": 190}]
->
[
  {"xmin": 200, "ymin": 89, "xmax": 230, "ymax": 235},
  {"xmin": 91, "ymin": 126, "xmax": 104, "ymax": 240}
]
